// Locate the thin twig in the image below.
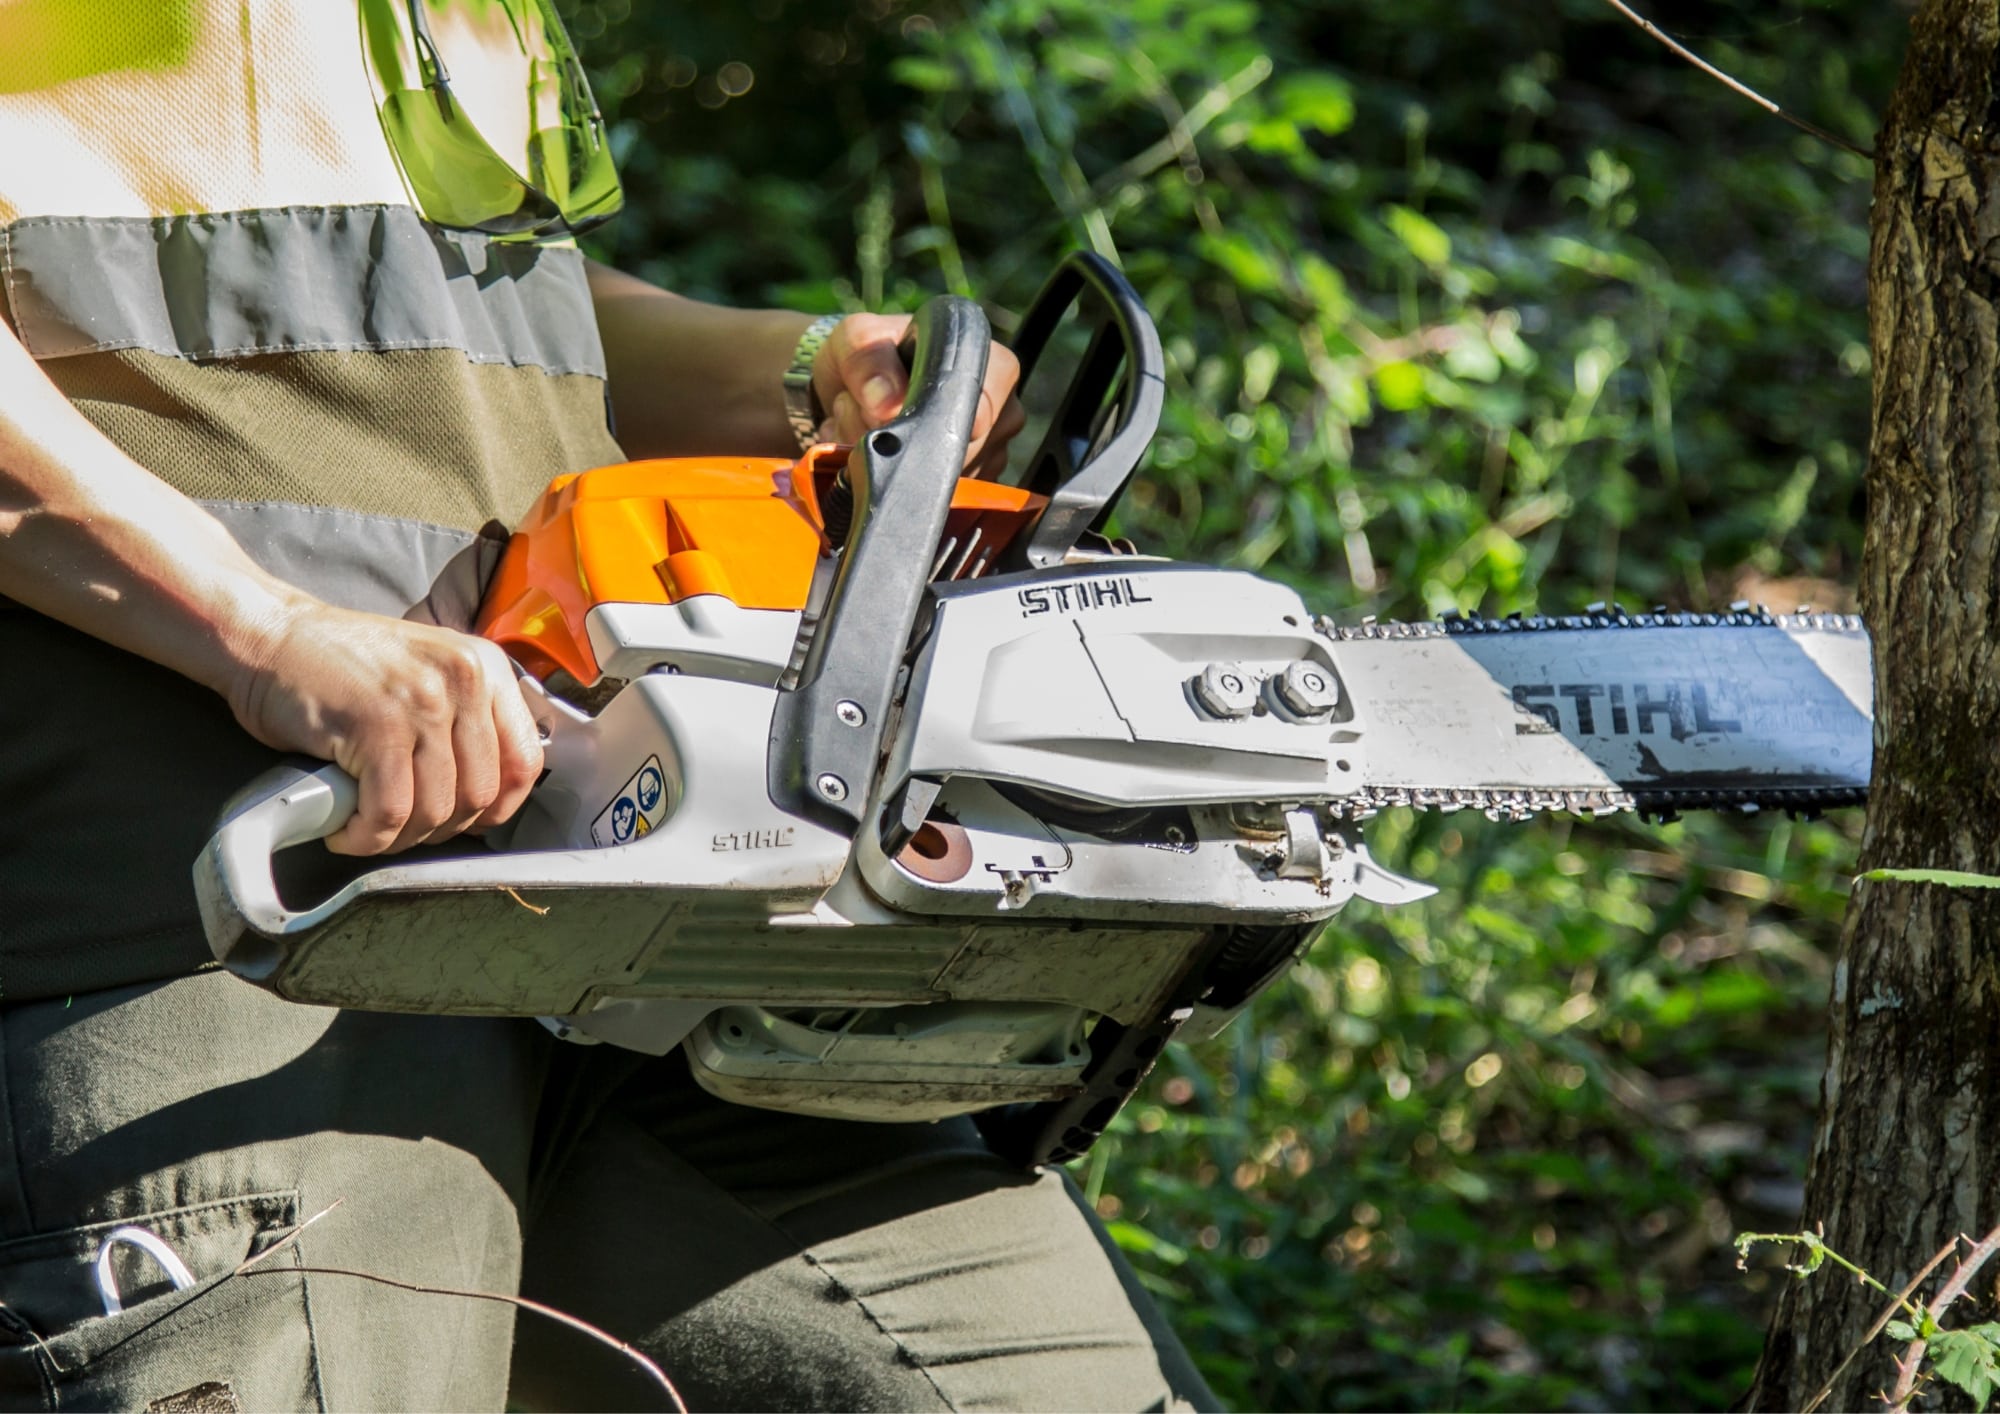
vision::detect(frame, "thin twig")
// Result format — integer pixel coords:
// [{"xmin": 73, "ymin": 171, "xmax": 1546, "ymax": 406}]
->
[
  {"xmin": 1888, "ymin": 1222, "xmax": 2000, "ymax": 1408},
  {"xmin": 1091, "ymin": 56, "xmax": 1273, "ymax": 199},
  {"xmin": 239, "ymin": 1265, "xmax": 686, "ymax": 1413},
  {"xmin": 975, "ymin": 20, "xmax": 1118, "ymax": 260},
  {"xmin": 1801, "ymin": 1235, "xmax": 1959, "ymax": 1414},
  {"xmin": 1598, "ymin": 0, "xmax": 1874, "ymax": 161},
  {"xmin": 236, "ymin": 1198, "xmax": 346, "ymax": 1276},
  {"xmin": 502, "ymin": 886, "xmax": 550, "ymax": 916}
]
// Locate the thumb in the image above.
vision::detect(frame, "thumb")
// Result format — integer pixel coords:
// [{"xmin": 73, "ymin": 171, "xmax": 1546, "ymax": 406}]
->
[{"xmin": 816, "ymin": 313, "xmax": 912, "ymax": 428}]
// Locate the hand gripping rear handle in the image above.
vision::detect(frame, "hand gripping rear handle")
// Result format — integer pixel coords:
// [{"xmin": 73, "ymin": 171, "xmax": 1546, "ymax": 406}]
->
[{"xmin": 194, "ymin": 762, "xmax": 359, "ymax": 977}]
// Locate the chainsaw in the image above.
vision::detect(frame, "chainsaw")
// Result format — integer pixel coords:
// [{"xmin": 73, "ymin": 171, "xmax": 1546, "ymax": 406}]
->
[{"xmin": 194, "ymin": 253, "xmax": 1873, "ymax": 1166}]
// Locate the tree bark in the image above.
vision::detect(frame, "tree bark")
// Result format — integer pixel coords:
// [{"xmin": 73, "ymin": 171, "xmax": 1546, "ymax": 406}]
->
[{"xmin": 1747, "ymin": 2, "xmax": 2000, "ymax": 1407}]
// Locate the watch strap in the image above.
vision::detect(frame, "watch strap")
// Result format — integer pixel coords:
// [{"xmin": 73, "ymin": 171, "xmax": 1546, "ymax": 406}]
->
[{"xmin": 783, "ymin": 313, "xmax": 843, "ymax": 451}]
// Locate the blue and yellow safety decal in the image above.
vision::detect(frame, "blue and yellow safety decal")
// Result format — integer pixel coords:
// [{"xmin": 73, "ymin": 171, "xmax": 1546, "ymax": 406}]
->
[{"xmin": 590, "ymin": 755, "xmax": 668, "ymax": 846}]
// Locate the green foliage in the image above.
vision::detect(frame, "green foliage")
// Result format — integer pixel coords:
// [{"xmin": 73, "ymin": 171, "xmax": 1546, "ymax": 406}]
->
[
  {"xmin": 1924, "ymin": 1328, "xmax": 2000, "ymax": 1410},
  {"xmin": 1862, "ymin": 868, "xmax": 2000, "ymax": 890},
  {"xmin": 1109, "ymin": 814, "xmax": 1860, "ymax": 1410},
  {"xmin": 558, "ymin": 0, "xmax": 1904, "ymax": 1405},
  {"xmin": 1741, "ymin": 1231, "xmax": 2000, "ymax": 1411}
]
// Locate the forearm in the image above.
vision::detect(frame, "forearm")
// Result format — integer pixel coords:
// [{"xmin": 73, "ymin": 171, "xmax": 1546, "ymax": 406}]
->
[
  {"xmin": 587, "ymin": 260, "xmax": 812, "ymax": 460},
  {"xmin": 0, "ymin": 323, "xmax": 299, "ymax": 709}
]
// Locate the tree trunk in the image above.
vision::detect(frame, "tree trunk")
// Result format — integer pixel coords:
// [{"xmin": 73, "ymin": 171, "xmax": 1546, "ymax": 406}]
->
[{"xmin": 1748, "ymin": 1, "xmax": 2000, "ymax": 1407}]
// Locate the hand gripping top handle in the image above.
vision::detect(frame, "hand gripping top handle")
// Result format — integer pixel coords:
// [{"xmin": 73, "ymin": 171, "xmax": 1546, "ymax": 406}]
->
[{"xmin": 766, "ymin": 294, "xmax": 990, "ymax": 835}]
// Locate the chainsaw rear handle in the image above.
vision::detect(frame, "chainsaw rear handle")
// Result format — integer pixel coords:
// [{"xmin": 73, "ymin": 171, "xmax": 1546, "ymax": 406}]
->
[
  {"xmin": 193, "ymin": 761, "xmax": 359, "ymax": 972},
  {"xmin": 1005, "ymin": 251, "xmax": 1166, "ymax": 570},
  {"xmin": 767, "ymin": 292, "xmax": 990, "ymax": 834}
]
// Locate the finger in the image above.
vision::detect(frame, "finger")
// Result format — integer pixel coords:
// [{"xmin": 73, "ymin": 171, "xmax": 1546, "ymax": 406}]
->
[
  {"xmin": 328, "ymin": 744, "xmax": 415, "ymax": 857},
  {"xmin": 967, "ymin": 443, "xmax": 1005, "ymax": 481},
  {"xmin": 956, "ymin": 341, "xmax": 1022, "ymax": 473},
  {"xmin": 817, "ymin": 314, "xmax": 912, "ymax": 428},
  {"xmin": 393, "ymin": 727, "xmax": 460, "ymax": 852},
  {"xmin": 993, "ymin": 391, "xmax": 1027, "ymax": 445},
  {"xmin": 963, "ymin": 393, "xmax": 1027, "ymax": 479},
  {"xmin": 474, "ymin": 676, "xmax": 545, "ymax": 829},
  {"xmin": 968, "ymin": 438, "xmax": 1011, "ymax": 481},
  {"xmin": 971, "ymin": 342, "xmax": 1022, "ymax": 443},
  {"xmin": 970, "ymin": 386, "xmax": 999, "ymax": 450},
  {"xmin": 431, "ymin": 701, "xmax": 502, "ymax": 843},
  {"xmin": 827, "ymin": 389, "xmax": 870, "ymax": 446}
]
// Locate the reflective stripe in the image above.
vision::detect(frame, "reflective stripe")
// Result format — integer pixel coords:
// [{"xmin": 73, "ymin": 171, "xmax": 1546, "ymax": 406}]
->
[
  {"xmin": 1, "ymin": 205, "xmax": 606, "ymax": 377},
  {"xmin": 44, "ymin": 346, "xmax": 624, "ymax": 541},
  {"xmin": 201, "ymin": 500, "xmax": 504, "ymax": 629}
]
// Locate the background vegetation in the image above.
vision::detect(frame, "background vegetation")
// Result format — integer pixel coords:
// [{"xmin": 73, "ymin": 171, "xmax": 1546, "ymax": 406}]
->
[{"xmin": 562, "ymin": 0, "xmax": 1907, "ymax": 1405}]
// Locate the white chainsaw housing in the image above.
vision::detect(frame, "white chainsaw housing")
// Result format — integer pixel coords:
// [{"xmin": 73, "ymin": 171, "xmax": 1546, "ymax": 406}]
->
[{"xmin": 198, "ymin": 564, "xmax": 1430, "ymax": 1122}]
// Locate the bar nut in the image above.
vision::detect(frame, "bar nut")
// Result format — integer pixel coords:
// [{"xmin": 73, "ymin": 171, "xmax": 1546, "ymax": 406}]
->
[
  {"xmin": 1193, "ymin": 662, "xmax": 1259, "ymax": 719},
  {"xmin": 1272, "ymin": 660, "xmax": 1339, "ymax": 719}
]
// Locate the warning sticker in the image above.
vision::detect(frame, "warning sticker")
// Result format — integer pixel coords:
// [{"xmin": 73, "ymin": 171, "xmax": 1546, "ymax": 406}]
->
[{"xmin": 591, "ymin": 756, "xmax": 669, "ymax": 847}]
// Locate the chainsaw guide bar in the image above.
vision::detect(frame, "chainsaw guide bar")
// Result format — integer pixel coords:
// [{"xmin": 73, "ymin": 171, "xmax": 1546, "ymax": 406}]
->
[{"xmin": 1323, "ymin": 606, "xmax": 1871, "ymax": 820}]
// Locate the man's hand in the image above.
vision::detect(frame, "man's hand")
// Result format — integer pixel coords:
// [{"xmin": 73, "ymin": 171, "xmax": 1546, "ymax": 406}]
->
[
  {"xmin": 585, "ymin": 265, "xmax": 1026, "ymax": 471},
  {"xmin": 229, "ymin": 603, "xmax": 545, "ymax": 857},
  {"xmin": 811, "ymin": 313, "xmax": 1027, "ymax": 478}
]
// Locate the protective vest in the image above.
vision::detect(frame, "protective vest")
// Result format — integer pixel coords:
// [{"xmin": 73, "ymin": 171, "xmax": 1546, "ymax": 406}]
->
[{"xmin": 0, "ymin": 0, "xmax": 627, "ymax": 999}]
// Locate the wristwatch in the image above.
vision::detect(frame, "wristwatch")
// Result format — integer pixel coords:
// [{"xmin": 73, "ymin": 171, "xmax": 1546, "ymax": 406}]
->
[{"xmin": 783, "ymin": 313, "xmax": 843, "ymax": 451}]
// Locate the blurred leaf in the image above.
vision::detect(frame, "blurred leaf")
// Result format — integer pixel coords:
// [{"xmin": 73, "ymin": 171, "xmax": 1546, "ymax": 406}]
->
[
  {"xmin": 1197, "ymin": 230, "xmax": 1286, "ymax": 293},
  {"xmin": 1383, "ymin": 203, "xmax": 1452, "ymax": 268},
  {"xmin": 1863, "ymin": 868, "xmax": 2000, "ymax": 888},
  {"xmin": 1278, "ymin": 71, "xmax": 1356, "ymax": 136},
  {"xmin": 1374, "ymin": 360, "xmax": 1426, "ymax": 412}
]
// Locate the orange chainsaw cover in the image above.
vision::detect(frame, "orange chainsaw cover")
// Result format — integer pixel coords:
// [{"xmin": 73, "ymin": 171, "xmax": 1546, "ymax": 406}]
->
[{"xmin": 477, "ymin": 445, "xmax": 1048, "ymax": 685}]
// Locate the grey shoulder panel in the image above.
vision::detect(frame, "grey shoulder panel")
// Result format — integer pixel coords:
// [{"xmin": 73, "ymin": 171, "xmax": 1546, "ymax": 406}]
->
[
  {"xmin": 0, "ymin": 205, "xmax": 606, "ymax": 378},
  {"xmin": 200, "ymin": 500, "xmax": 505, "ymax": 627}
]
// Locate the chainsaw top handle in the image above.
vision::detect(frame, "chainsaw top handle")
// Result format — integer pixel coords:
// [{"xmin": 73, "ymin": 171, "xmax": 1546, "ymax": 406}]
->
[
  {"xmin": 1004, "ymin": 251, "xmax": 1166, "ymax": 570},
  {"xmin": 767, "ymin": 292, "xmax": 990, "ymax": 835}
]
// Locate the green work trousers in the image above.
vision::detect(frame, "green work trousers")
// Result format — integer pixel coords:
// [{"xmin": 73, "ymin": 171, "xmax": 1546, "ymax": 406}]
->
[{"xmin": 0, "ymin": 970, "xmax": 1216, "ymax": 1411}]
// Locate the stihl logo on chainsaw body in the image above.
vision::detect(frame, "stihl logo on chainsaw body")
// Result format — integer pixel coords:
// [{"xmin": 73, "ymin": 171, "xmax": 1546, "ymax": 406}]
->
[
  {"xmin": 712, "ymin": 827, "xmax": 796, "ymax": 852},
  {"xmin": 1018, "ymin": 578, "xmax": 1155, "ymax": 617},
  {"xmin": 1512, "ymin": 683, "xmax": 1742, "ymax": 739}
]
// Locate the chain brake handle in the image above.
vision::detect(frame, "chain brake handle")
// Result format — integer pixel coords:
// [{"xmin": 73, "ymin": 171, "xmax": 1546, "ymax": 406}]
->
[
  {"xmin": 766, "ymin": 294, "xmax": 990, "ymax": 835},
  {"xmin": 1000, "ymin": 251, "xmax": 1166, "ymax": 570}
]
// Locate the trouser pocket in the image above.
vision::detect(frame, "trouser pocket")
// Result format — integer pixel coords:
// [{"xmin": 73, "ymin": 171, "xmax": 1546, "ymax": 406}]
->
[{"xmin": 0, "ymin": 1193, "xmax": 319, "ymax": 1412}]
